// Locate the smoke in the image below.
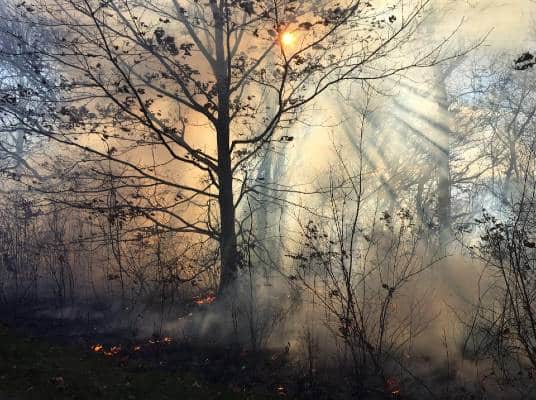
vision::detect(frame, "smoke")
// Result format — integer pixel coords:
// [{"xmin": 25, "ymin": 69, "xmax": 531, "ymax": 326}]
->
[{"xmin": 2, "ymin": 1, "xmax": 536, "ymax": 398}]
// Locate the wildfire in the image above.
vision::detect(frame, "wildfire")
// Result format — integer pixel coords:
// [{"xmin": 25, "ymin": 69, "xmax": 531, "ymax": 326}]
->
[
  {"xmin": 276, "ymin": 384, "xmax": 287, "ymax": 396},
  {"xmin": 386, "ymin": 377, "xmax": 401, "ymax": 397},
  {"xmin": 92, "ymin": 337, "xmax": 172, "ymax": 356},
  {"xmin": 103, "ymin": 345, "xmax": 122, "ymax": 357},
  {"xmin": 194, "ymin": 294, "xmax": 216, "ymax": 305},
  {"xmin": 91, "ymin": 344, "xmax": 122, "ymax": 357},
  {"xmin": 91, "ymin": 344, "xmax": 103, "ymax": 353},
  {"xmin": 163, "ymin": 336, "xmax": 172, "ymax": 344},
  {"xmin": 148, "ymin": 335, "xmax": 173, "ymax": 345}
]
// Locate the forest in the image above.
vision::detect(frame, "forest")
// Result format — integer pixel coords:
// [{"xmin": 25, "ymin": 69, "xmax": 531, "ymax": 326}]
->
[{"xmin": 0, "ymin": 0, "xmax": 535, "ymax": 399}]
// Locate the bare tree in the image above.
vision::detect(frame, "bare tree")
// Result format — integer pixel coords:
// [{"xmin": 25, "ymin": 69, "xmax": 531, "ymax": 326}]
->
[
  {"xmin": 285, "ymin": 95, "xmax": 442, "ymax": 394},
  {"xmin": 0, "ymin": 5, "xmax": 50, "ymax": 183},
  {"xmin": 458, "ymin": 55, "xmax": 536, "ymax": 381},
  {"xmin": 0, "ymin": 0, "xmax": 460, "ymax": 296}
]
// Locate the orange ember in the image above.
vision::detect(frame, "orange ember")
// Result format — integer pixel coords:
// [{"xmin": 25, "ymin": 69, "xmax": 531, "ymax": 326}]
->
[
  {"xmin": 386, "ymin": 377, "xmax": 401, "ymax": 397},
  {"xmin": 194, "ymin": 294, "xmax": 216, "ymax": 305},
  {"xmin": 148, "ymin": 336, "xmax": 173, "ymax": 345},
  {"xmin": 91, "ymin": 344, "xmax": 103, "ymax": 352},
  {"xmin": 103, "ymin": 345, "xmax": 122, "ymax": 357},
  {"xmin": 92, "ymin": 344, "xmax": 123, "ymax": 357}
]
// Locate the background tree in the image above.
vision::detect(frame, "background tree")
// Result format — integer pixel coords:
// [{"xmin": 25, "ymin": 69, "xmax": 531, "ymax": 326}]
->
[{"xmin": 0, "ymin": 5, "xmax": 51, "ymax": 183}]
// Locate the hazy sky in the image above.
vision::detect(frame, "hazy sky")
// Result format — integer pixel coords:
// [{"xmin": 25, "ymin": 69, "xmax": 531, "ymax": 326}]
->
[{"xmin": 444, "ymin": 0, "xmax": 534, "ymax": 49}]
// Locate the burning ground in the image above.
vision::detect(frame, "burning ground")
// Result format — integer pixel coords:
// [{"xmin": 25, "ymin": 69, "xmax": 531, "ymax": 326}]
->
[
  {"xmin": 0, "ymin": 298, "xmax": 406, "ymax": 400},
  {"xmin": 0, "ymin": 320, "xmax": 277, "ymax": 400},
  {"xmin": 1, "ymin": 0, "xmax": 536, "ymax": 398}
]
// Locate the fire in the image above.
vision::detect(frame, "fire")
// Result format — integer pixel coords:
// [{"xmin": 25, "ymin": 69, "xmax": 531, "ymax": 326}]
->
[
  {"xmin": 91, "ymin": 344, "xmax": 103, "ymax": 352},
  {"xmin": 386, "ymin": 377, "xmax": 401, "ymax": 397},
  {"xmin": 276, "ymin": 384, "xmax": 287, "ymax": 396},
  {"xmin": 194, "ymin": 294, "xmax": 216, "ymax": 305},
  {"xmin": 103, "ymin": 345, "xmax": 122, "ymax": 357},
  {"xmin": 148, "ymin": 335, "xmax": 173, "ymax": 345},
  {"xmin": 92, "ymin": 343, "xmax": 122, "ymax": 357}
]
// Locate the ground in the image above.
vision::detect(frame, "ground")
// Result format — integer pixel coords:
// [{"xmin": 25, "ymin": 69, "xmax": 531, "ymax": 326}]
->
[{"xmin": 0, "ymin": 323, "xmax": 274, "ymax": 400}]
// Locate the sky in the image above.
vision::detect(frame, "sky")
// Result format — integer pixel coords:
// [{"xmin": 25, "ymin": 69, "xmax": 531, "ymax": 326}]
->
[{"xmin": 442, "ymin": 0, "xmax": 534, "ymax": 49}]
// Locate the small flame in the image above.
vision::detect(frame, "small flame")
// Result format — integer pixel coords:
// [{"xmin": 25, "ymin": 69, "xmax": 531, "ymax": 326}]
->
[
  {"xmin": 386, "ymin": 377, "xmax": 401, "ymax": 396},
  {"xmin": 194, "ymin": 294, "xmax": 216, "ymax": 305},
  {"xmin": 103, "ymin": 345, "xmax": 122, "ymax": 357},
  {"xmin": 148, "ymin": 336, "xmax": 173, "ymax": 345},
  {"xmin": 93, "ymin": 344, "xmax": 122, "ymax": 357},
  {"xmin": 91, "ymin": 344, "xmax": 103, "ymax": 352}
]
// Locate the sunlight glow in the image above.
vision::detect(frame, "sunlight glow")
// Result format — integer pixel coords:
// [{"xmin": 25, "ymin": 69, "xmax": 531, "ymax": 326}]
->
[{"xmin": 280, "ymin": 31, "xmax": 295, "ymax": 48}]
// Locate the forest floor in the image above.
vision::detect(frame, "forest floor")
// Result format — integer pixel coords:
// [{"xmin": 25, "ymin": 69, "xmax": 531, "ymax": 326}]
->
[
  {"xmin": 0, "ymin": 300, "xmax": 371, "ymax": 400},
  {"xmin": 0, "ymin": 322, "xmax": 277, "ymax": 400}
]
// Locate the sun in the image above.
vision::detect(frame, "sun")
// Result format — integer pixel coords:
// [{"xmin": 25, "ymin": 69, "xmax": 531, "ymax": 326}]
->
[{"xmin": 280, "ymin": 31, "xmax": 295, "ymax": 48}]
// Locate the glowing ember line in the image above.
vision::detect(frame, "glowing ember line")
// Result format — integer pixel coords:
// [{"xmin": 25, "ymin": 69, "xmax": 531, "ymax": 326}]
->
[
  {"xmin": 103, "ymin": 345, "xmax": 122, "ymax": 357},
  {"xmin": 194, "ymin": 294, "xmax": 216, "ymax": 305},
  {"xmin": 148, "ymin": 336, "xmax": 173, "ymax": 345}
]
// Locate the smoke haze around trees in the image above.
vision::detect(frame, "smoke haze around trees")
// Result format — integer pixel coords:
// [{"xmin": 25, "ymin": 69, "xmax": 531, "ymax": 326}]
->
[{"xmin": 1, "ymin": 0, "xmax": 536, "ymax": 398}]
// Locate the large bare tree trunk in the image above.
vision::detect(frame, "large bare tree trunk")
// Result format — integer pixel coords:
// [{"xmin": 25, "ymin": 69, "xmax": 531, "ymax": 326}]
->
[
  {"xmin": 214, "ymin": 1, "xmax": 238, "ymax": 295},
  {"xmin": 217, "ymin": 122, "xmax": 239, "ymax": 295}
]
